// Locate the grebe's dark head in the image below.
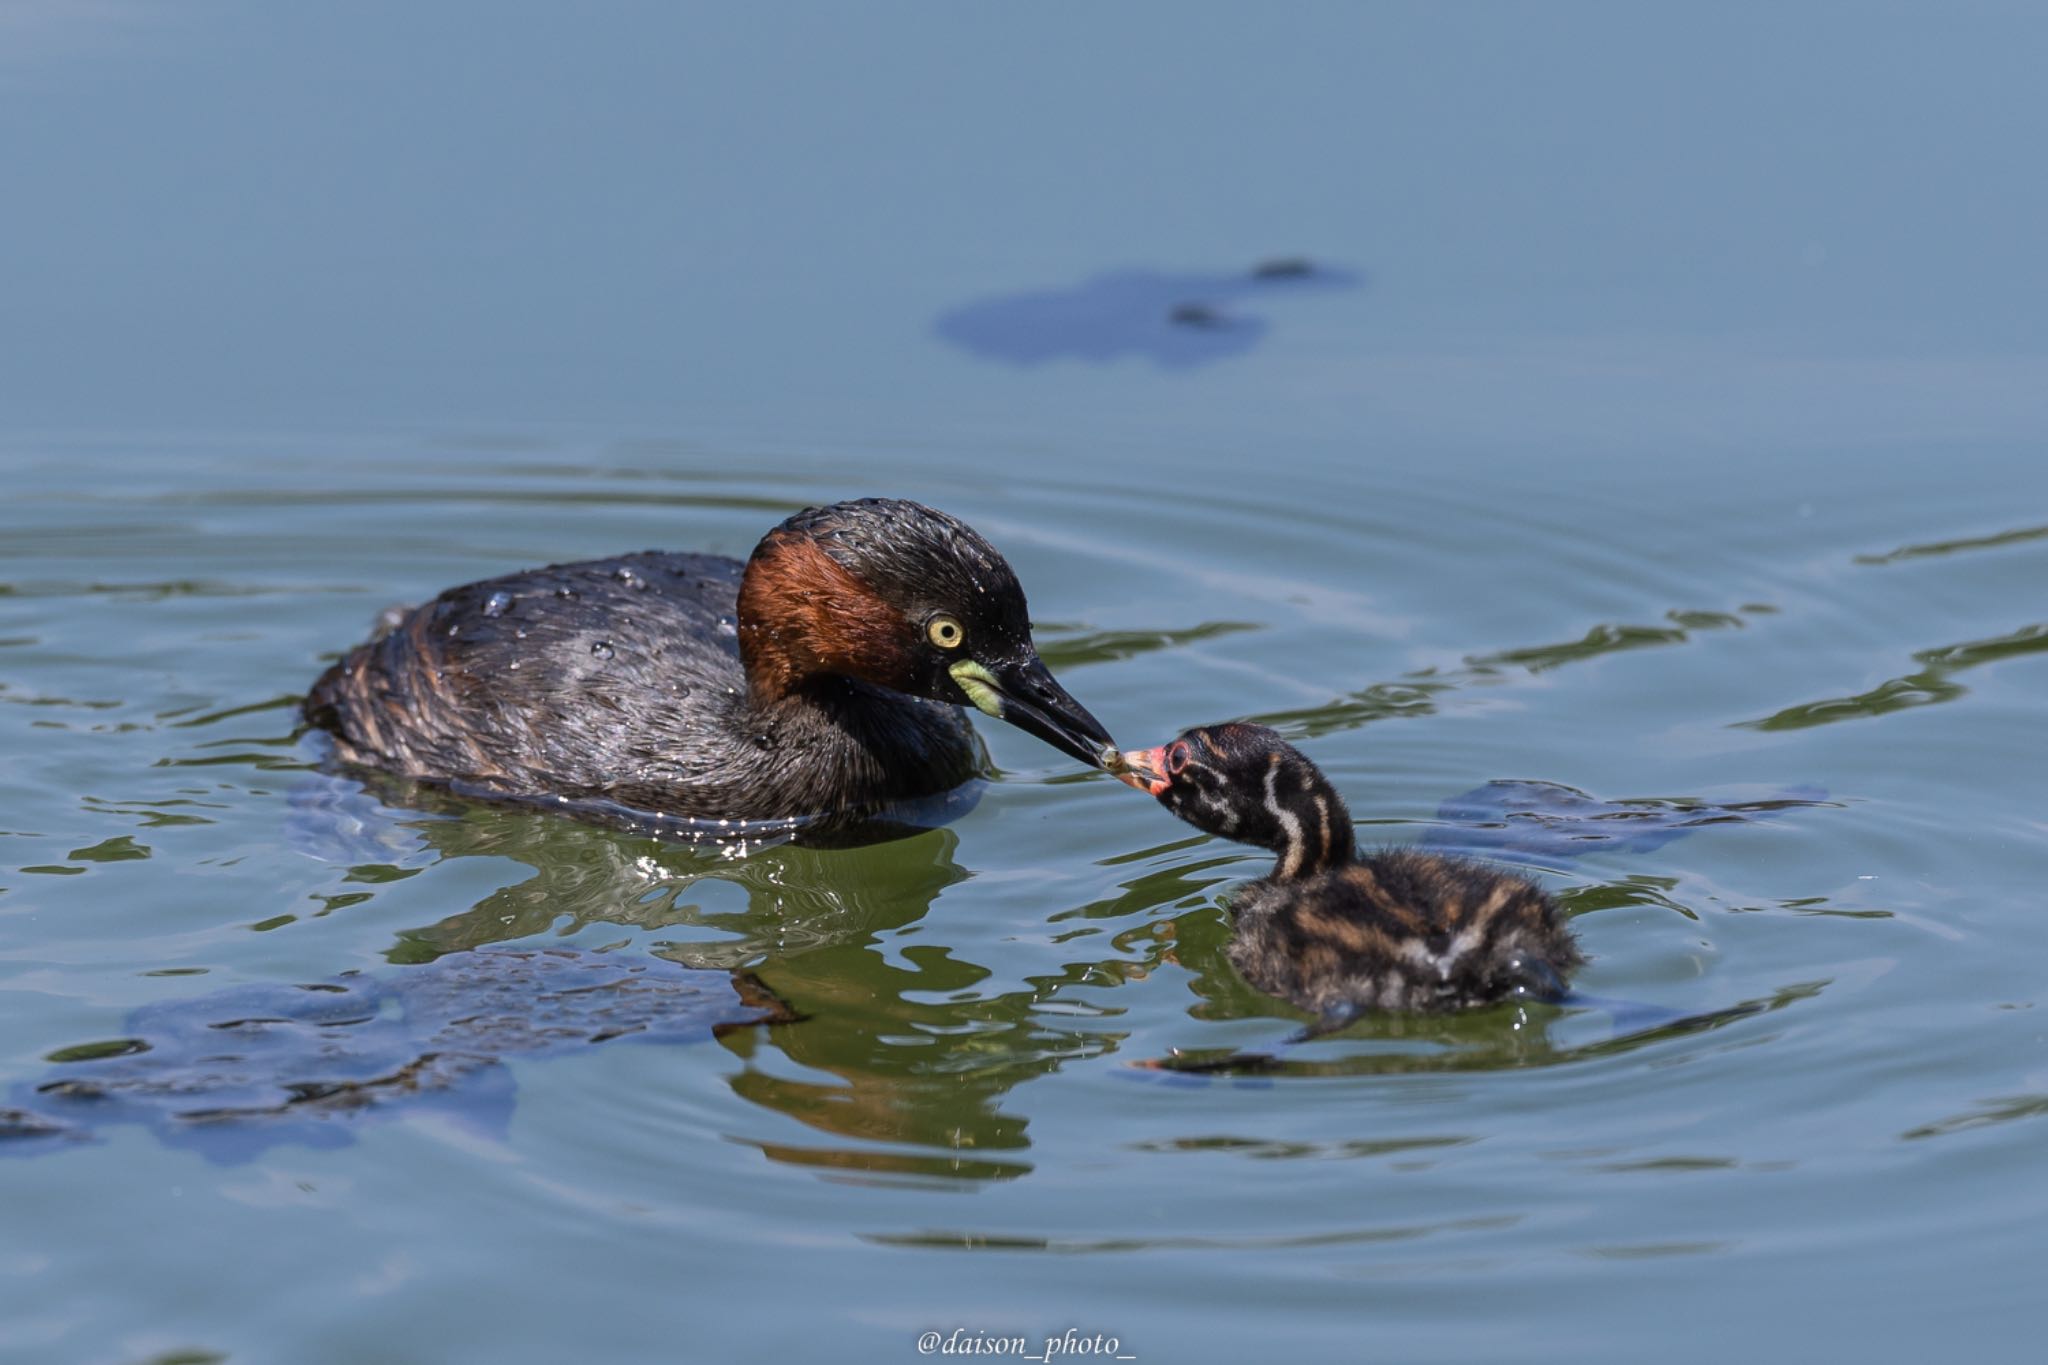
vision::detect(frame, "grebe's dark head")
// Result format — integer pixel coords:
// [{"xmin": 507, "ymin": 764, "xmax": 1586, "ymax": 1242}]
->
[
  {"xmin": 737, "ymin": 498, "xmax": 1116, "ymax": 768},
  {"xmin": 1119, "ymin": 722, "xmax": 1355, "ymax": 878}
]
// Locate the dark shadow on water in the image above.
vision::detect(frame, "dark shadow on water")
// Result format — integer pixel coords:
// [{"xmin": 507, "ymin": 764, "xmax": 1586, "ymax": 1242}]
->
[
  {"xmin": 0, "ymin": 947, "xmax": 796, "ymax": 1164},
  {"xmin": 934, "ymin": 259, "xmax": 1361, "ymax": 369},
  {"xmin": 1122, "ymin": 981, "xmax": 1824, "ymax": 1081},
  {"xmin": 1420, "ymin": 779, "xmax": 1833, "ymax": 861}
]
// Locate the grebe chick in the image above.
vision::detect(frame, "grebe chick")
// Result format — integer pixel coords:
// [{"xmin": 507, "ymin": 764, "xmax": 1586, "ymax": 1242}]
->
[
  {"xmin": 1120, "ymin": 723, "xmax": 1582, "ymax": 1033},
  {"xmin": 304, "ymin": 499, "xmax": 1117, "ymax": 828}
]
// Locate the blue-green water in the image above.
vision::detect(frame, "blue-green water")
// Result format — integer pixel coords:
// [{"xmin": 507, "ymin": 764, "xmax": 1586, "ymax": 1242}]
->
[{"xmin": 5, "ymin": 6, "xmax": 2047, "ymax": 1363}]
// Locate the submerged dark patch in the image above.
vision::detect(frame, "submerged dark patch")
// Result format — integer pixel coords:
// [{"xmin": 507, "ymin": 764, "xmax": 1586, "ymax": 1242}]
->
[
  {"xmin": 1, "ymin": 947, "xmax": 794, "ymax": 1163},
  {"xmin": 934, "ymin": 260, "xmax": 1362, "ymax": 369},
  {"xmin": 1423, "ymin": 780, "xmax": 1831, "ymax": 860}
]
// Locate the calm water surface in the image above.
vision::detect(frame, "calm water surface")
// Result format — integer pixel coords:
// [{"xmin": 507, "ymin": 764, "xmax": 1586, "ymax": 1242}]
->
[
  {"xmin": 6, "ymin": 436, "xmax": 2043, "ymax": 1363},
  {"xmin": 4, "ymin": 6, "xmax": 2047, "ymax": 1364}
]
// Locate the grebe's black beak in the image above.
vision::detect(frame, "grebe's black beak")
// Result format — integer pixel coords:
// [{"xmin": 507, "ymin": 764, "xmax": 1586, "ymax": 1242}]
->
[{"xmin": 948, "ymin": 654, "xmax": 1118, "ymax": 770}]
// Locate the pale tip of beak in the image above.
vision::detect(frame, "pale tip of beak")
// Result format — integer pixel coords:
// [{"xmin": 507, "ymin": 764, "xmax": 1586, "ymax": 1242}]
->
[{"xmin": 1116, "ymin": 746, "xmax": 1170, "ymax": 795}]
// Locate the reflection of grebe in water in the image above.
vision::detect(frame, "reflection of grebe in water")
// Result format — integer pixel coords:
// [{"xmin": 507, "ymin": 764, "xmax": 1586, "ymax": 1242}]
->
[
  {"xmin": 398, "ymin": 818, "xmax": 1073, "ymax": 1178},
  {"xmin": 4, "ymin": 819, "xmax": 1038, "ymax": 1170},
  {"xmin": 14, "ymin": 732, "xmax": 1814, "ymax": 1162}
]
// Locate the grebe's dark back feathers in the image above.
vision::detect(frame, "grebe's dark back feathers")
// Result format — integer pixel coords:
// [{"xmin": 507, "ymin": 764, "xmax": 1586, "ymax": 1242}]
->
[{"xmin": 304, "ymin": 548, "xmax": 979, "ymax": 824}]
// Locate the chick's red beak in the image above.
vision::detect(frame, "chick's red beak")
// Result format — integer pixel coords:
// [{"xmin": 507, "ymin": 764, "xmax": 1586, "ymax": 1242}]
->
[{"xmin": 1116, "ymin": 745, "xmax": 1171, "ymax": 796}]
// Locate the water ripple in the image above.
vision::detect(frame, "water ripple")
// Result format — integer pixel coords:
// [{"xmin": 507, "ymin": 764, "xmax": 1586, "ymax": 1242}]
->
[
  {"xmin": 1739, "ymin": 622, "xmax": 2048, "ymax": 731},
  {"xmin": 1855, "ymin": 523, "xmax": 2048, "ymax": 566}
]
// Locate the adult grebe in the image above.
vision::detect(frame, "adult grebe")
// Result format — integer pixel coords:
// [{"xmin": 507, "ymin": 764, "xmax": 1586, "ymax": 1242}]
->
[{"xmin": 305, "ymin": 498, "xmax": 1116, "ymax": 829}]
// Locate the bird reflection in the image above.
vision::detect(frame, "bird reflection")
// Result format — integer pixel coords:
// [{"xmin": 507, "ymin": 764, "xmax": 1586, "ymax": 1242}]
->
[
  {"xmin": 298, "ymin": 782, "xmax": 1143, "ymax": 1181},
  {"xmin": 11, "ymin": 761, "xmax": 1827, "ymax": 1173}
]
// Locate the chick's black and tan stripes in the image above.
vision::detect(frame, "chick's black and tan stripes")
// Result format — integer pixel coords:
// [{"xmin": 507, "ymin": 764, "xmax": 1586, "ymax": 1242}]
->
[
  {"xmin": 1131, "ymin": 723, "xmax": 1582, "ymax": 1021},
  {"xmin": 1229, "ymin": 848, "xmax": 1582, "ymax": 1014}
]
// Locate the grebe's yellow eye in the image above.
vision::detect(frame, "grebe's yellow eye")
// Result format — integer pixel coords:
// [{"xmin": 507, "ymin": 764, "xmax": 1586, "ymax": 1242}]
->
[{"xmin": 927, "ymin": 614, "xmax": 965, "ymax": 650}]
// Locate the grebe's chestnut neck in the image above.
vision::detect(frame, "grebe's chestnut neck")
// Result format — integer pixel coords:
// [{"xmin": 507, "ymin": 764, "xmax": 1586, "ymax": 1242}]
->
[{"xmin": 737, "ymin": 499, "xmax": 1113, "ymax": 768}]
